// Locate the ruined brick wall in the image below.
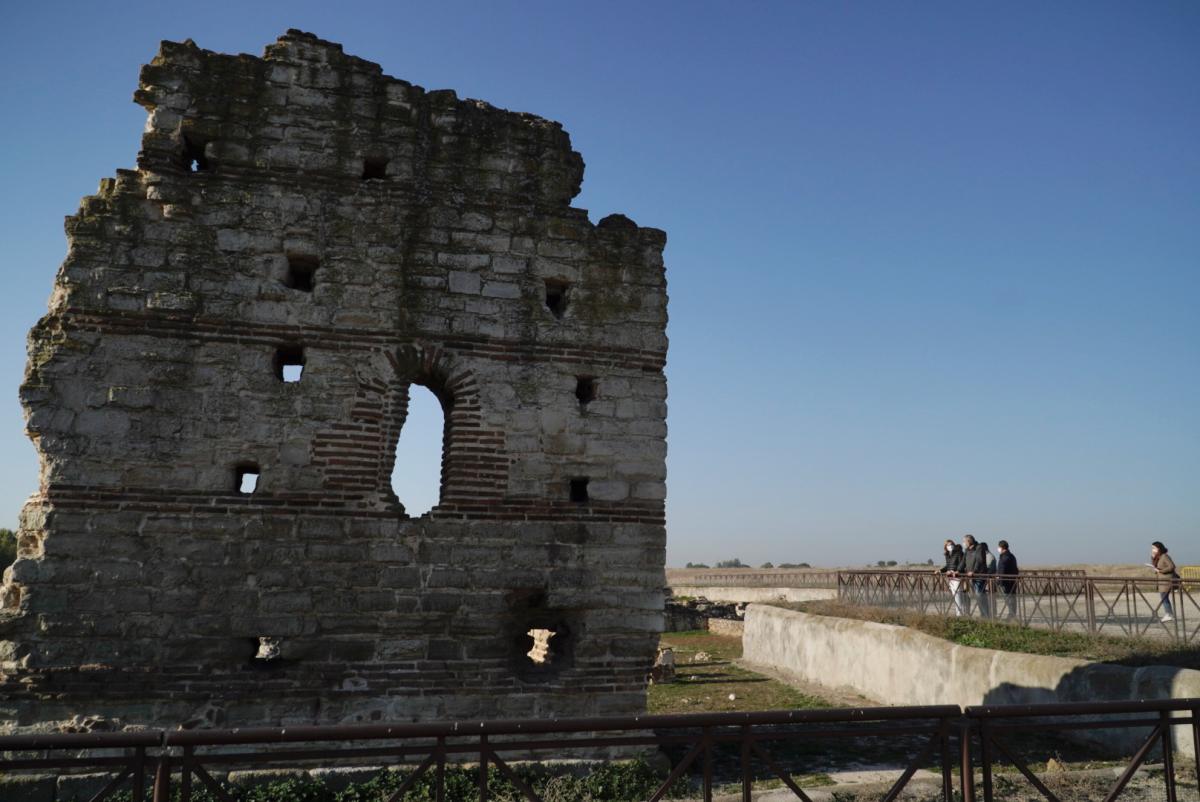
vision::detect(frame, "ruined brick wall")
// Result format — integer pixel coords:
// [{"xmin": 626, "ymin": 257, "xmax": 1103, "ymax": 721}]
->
[{"xmin": 0, "ymin": 31, "xmax": 667, "ymax": 731}]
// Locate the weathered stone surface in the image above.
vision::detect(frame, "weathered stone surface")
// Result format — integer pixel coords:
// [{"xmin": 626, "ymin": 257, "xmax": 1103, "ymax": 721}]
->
[{"xmin": 0, "ymin": 30, "xmax": 667, "ymax": 731}]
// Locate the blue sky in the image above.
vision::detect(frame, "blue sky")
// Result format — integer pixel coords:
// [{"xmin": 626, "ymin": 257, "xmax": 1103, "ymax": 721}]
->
[{"xmin": 1, "ymin": 2, "xmax": 1196, "ymax": 566}]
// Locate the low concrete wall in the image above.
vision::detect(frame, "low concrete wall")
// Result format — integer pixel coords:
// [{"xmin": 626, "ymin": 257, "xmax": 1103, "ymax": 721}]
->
[
  {"xmin": 670, "ymin": 586, "xmax": 837, "ymax": 603},
  {"xmin": 742, "ymin": 605, "xmax": 1200, "ymax": 758}
]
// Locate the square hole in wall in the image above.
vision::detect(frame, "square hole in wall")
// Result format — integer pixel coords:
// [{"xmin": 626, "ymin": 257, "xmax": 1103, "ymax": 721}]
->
[
  {"xmin": 569, "ymin": 477, "xmax": 589, "ymax": 503},
  {"xmin": 254, "ymin": 636, "xmax": 281, "ymax": 662},
  {"xmin": 284, "ymin": 254, "xmax": 319, "ymax": 292},
  {"xmin": 274, "ymin": 346, "xmax": 305, "ymax": 383},
  {"xmin": 575, "ymin": 376, "xmax": 596, "ymax": 406},
  {"xmin": 181, "ymin": 134, "xmax": 210, "ymax": 173},
  {"xmin": 362, "ymin": 156, "xmax": 389, "ymax": 180},
  {"xmin": 235, "ymin": 464, "xmax": 260, "ymax": 495},
  {"xmin": 544, "ymin": 279, "xmax": 569, "ymax": 319}
]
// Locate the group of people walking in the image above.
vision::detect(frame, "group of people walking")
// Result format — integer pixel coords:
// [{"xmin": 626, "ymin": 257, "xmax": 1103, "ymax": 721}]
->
[
  {"xmin": 936, "ymin": 535, "xmax": 1018, "ymax": 618},
  {"xmin": 936, "ymin": 536, "xmax": 1182, "ymax": 624}
]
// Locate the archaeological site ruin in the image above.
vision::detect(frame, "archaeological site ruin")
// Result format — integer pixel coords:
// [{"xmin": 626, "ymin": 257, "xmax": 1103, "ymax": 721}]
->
[{"xmin": 0, "ymin": 30, "xmax": 668, "ymax": 731}]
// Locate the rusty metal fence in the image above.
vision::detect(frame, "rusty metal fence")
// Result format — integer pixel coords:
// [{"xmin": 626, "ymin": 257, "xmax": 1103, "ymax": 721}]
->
[
  {"xmin": 1, "ymin": 699, "xmax": 1197, "ymax": 801},
  {"xmin": 668, "ymin": 570, "xmax": 842, "ymax": 588},
  {"xmin": 669, "ymin": 569, "xmax": 1085, "ymax": 592},
  {"xmin": 838, "ymin": 570, "xmax": 1199, "ymax": 643}
]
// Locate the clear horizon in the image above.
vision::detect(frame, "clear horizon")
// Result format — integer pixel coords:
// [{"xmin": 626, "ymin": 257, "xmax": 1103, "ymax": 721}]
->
[{"xmin": 1, "ymin": 2, "xmax": 1196, "ymax": 567}]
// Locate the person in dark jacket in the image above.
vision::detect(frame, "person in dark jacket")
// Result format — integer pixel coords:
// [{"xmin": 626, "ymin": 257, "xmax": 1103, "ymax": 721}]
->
[
  {"xmin": 996, "ymin": 540, "xmax": 1019, "ymax": 620},
  {"xmin": 936, "ymin": 539, "xmax": 967, "ymax": 616},
  {"xmin": 961, "ymin": 535, "xmax": 990, "ymax": 618}
]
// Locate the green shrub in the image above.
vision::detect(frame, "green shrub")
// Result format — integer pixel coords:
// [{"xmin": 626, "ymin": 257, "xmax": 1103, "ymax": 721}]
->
[
  {"xmin": 0, "ymin": 528, "xmax": 17, "ymax": 571},
  {"xmin": 111, "ymin": 758, "xmax": 676, "ymax": 802}
]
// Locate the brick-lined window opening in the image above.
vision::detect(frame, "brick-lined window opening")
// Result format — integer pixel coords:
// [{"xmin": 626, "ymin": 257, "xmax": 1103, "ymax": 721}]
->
[
  {"xmin": 235, "ymin": 464, "xmax": 260, "ymax": 495},
  {"xmin": 569, "ymin": 477, "xmax": 589, "ymax": 503},
  {"xmin": 389, "ymin": 384, "xmax": 445, "ymax": 517},
  {"xmin": 544, "ymin": 279, "xmax": 570, "ymax": 319},
  {"xmin": 274, "ymin": 345, "xmax": 305, "ymax": 383},
  {"xmin": 180, "ymin": 134, "xmax": 210, "ymax": 173},
  {"xmin": 284, "ymin": 254, "xmax": 319, "ymax": 292},
  {"xmin": 372, "ymin": 347, "xmax": 506, "ymax": 514},
  {"xmin": 362, "ymin": 156, "xmax": 388, "ymax": 180},
  {"xmin": 575, "ymin": 376, "xmax": 596, "ymax": 406}
]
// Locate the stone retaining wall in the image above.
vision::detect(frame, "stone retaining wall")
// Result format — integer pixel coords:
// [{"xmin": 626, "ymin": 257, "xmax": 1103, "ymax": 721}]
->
[{"xmin": 742, "ymin": 605, "xmax": 1200, "ymax": 758}]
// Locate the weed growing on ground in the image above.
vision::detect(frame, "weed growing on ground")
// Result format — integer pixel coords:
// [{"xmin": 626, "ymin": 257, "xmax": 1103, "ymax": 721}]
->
[
  {"xmin": 649, "ymin": 630, "xmax": 829, "ymax": 714},
  {"xmin": 109, "ymin": 760, "xmax": 684, "ymax": 802}
]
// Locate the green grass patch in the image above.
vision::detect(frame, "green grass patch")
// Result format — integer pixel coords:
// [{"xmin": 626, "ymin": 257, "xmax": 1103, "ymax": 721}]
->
[
  {"xmin": 789, "ymin": 600, "xmax": 1200, "ymax": 668},
  {"xmin": 109, "ymin": 760, "xmax": 683, "ymax": 802},
  {"xmin": 649, "ymin": 631, "xmax": 829, "ymax": 714}
]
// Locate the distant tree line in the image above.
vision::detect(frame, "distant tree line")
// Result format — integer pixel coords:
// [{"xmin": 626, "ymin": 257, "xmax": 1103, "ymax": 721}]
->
[{"xmin": 684, "ymin": 558, "xmax": 812, "ymax": 569}]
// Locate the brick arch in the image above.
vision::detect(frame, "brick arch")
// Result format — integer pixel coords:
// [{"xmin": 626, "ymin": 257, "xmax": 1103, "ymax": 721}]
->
[{"xmin": 384, "ymin": 344, "xmax": 507, "ymax": 514}]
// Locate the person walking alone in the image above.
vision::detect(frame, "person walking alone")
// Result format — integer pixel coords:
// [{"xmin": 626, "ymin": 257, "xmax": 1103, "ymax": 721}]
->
[
  {"xmin": 962, "ymin": 535, "xmax": 990, "ymax": 618},
  {"xmin": 936, "ymin": 539, "xmax": 967, "ymax": 616},
  {"xmin": 996, "ymin": 540, "xmax": 1019, "ymax": 620},
  {"xmin": 1150, "ymin": 541, "xmax": 1179, "ymax": 623}
]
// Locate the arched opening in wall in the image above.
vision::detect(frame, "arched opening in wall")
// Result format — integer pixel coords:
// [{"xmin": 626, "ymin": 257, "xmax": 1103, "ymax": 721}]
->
[{"xmin": 390, "ymin": 384, "xmax": 445, "ymax": 517}]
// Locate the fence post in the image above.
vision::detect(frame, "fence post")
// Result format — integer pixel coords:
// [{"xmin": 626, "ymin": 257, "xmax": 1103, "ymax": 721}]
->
[
  {"xmin": 1160, "ymin": 710, "xmax": 1178, "ymax": 802},
  {"xmin": 741, "ymin": 724, "xmax": 752, "ymax": 802},
  {"xmin": 1050, "ymin": 577, "xmax": 1059, "ymax": 631},
  {"xmin": 1192, "ymin": 703, "xmax": 1200, "ymax": 798},
  {"xmin": 152, "ymin": 752, "xmax": 170, "ymax": 802},
  {"xmin": 960, "ymin": 718, "xmax": 975, "ymax": 802},
  {"xmin": 132, "ymin": 746, "xmax": 146, "ymax": 802},
  {"xmin": 939, "ymin": 716, "xmax": 954, "ymax": 802},
  {"xmin": 181, "ymin": 745, "xmax": 193, "ymax": 802},
  {"xmin": 702, "ymin": 726, "xmax": 713, "ymax": 802},
  {"xmin": 1086, "ymin": 579, "xmax": 1096, "ymax": 634},
  {"xmin": 436, "ymin": 735, "xmax": 446, "ymax": 802},
  {"xmin": 479, "ymin": 733, "xmax": 488, "ymax": 802},
  {"xmin": 978, "ymin": 719, "xmax": 993, "ymax": 802}
]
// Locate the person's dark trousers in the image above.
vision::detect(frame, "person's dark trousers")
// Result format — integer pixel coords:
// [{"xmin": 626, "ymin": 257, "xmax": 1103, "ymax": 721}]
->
[
  {"xmin": 1001, "ymin": 585, "xmax": 1017, "ymax": 619},
  {"xmin": 972, "ymin": 579, "xmax": 990, "ymax": 618}
]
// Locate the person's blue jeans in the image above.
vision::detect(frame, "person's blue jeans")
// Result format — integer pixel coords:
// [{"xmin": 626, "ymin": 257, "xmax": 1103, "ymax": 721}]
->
[
  {"xmin": 1161, "ymin": 592, "xmax": 1175, "ymax": 618},
  {"xmin": 972, "ymin": 579, "xmax": 990, "ymax": 618}
]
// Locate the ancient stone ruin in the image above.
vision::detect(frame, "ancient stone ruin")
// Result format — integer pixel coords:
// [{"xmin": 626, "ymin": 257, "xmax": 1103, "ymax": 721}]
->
[{"xmin": 0, "ymin": 30, "xmax": 668, "ymax": 731}]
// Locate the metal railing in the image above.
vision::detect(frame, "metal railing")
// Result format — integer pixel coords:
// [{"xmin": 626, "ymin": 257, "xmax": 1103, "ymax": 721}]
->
[
  {"xmin": 669, "ymin": 570, "xmax": 841, "ymax": 588},
  {"xmin": 668, "ymin": 569, "xmax": 1085, "ymax": 591},
  {"xmin": 964, "ymin": 699, "xmax": 1200, "ymax": 802},
  {"xmin": 1, "ymin": 699, "xmax": 1196, "ymax": 801},
  {"xmin": 837, "ymin": 570, "xmax": 1199, "ymax": 642}
]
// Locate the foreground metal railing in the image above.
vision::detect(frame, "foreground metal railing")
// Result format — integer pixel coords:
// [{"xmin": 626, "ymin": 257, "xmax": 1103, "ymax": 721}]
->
[
  {"xmin": 965, "ymin": 699, "xmax": 1200, "ymax": 802},
  {"xmin": 838, "ymin": 570, "xmax": 1200, "ymax": 643},
  {"xmin": 1, "ymin": 700, "xmax": 1196, "ymax": 801}
]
